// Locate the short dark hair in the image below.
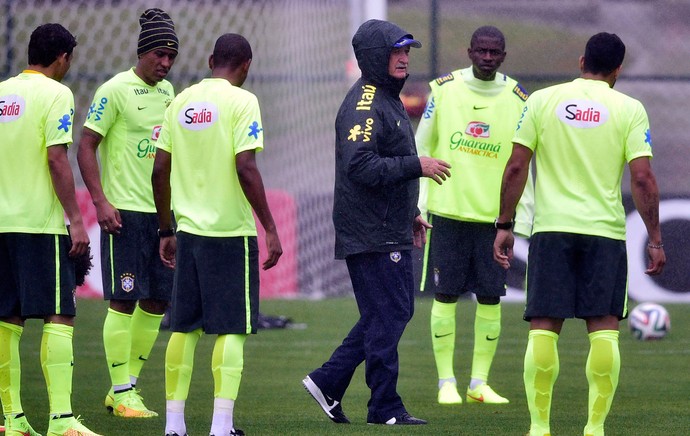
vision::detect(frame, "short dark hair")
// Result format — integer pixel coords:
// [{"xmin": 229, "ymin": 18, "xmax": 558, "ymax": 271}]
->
[
  {"xmin": 583, "ymin": 32, "xmax": 625, "ymax": 75},
  {"xmin": 212, "ymin": 33, "xmax": 252, "ymax": 69},
  {"xmin": 28, "ymin": 23, "xmax": 77, "ymax": 67},
  {"xmin": 470, "ymin": 26, "xmax": 505, "ymax": 50}
]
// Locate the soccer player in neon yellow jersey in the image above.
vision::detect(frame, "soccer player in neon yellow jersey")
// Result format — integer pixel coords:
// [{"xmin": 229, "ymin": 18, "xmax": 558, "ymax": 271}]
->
[
  {"xmin": 153, "ymin": 33, "xmax": 282, "ymax": 436},
  {"xmin": 416, "ymin": 26, "xmax": 534, "ymax": 406},
  {"xmin": 77, "ymin": 8, "xmax": 178, "ymax": 419},
  {"xmin": 0, "ymin": 23, "xmax": 102, "ymax": 436},
  {"xmin": 494, "ymin": 32, "xmax": 665, "ymax": 436}
]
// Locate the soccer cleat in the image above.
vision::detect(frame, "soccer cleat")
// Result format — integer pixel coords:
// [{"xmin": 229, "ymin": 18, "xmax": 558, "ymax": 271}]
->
[
  {"xmin": 368, "ymin": 412, "xmax": 427, "ymax": 425},
  {"xmin": 437, "ymin": 380, "xmax": 463, "ymax": 405},
  {"xmin": 5, "ymin": 413, "xmax": 42, "ymax": 436},
  {"xmin": 165, "ymin": 433, "xmax": 187, "ymax": 436},
  {"xmin": 103, "ymin": 389, "xmax": 114, "ymax": 412},
  {"xmin": 111, "ymin": 389, "xmax": 158, "ymax": 418},
  {"xmin": 47, "ymin": 415, "xmax": 102, "ymax": 436},
  {"xmin": 466, "ymin": 383, "xmax": 509, "ymax": 404},
  {"xmin": 209, "ymin": 429, "xmax": 244, "ymax": 436},
  {"xmin": 302, "ymin": 375, "xmax": 350, "ymax": 423}
]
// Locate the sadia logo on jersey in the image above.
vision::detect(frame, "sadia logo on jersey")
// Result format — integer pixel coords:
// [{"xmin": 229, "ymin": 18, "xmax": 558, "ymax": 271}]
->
[
  {"xmin": 0, "ymin": 95, "xmax": 25, "ymax": 122},
  {"xmin": 465, "ymin": 121, "xmax": 490, "ymax": 138},
  {"xmin": 179, "ymin": 102, "xmax": 218, "ymax": 131},
  {"xmin": 557, "ymin": 100, "xmax": 609, "ymax": 128}
]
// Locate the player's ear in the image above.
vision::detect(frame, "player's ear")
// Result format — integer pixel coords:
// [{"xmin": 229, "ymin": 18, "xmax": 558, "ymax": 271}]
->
[{"xmin": 208, "ymin": 54, "xmax": 214, "ymax": 70}]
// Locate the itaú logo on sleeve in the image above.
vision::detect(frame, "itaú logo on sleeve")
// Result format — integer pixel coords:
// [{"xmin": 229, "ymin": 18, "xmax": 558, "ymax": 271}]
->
[
  {"xmin": 178, "ymin": 102, "xmax": 218, "ymax": 130},
  {"xmin": 0, "ymin": 95, "xmax": 25, "ymax": 122},
  {"xmin": 557, "ymin": 100, "xmax": 609, "ymax": 128}
]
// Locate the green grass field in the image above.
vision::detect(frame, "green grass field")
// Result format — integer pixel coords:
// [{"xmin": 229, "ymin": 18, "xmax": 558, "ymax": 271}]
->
[{"xmin": 7, "ymin": 297, "xmax": 689, "ymax": 435}]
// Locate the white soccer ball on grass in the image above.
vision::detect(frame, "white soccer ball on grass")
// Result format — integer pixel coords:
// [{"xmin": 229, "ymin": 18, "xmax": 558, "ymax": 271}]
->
[{"xmin": 628, "ymin": 302, "xmax": 670, "ymax": 340}]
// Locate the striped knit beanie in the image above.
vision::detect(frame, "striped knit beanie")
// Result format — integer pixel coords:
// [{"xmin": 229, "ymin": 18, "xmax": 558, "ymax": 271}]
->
[{"xmin": 137, "ymin": 8, "xmax": 178, "ymax": 56}]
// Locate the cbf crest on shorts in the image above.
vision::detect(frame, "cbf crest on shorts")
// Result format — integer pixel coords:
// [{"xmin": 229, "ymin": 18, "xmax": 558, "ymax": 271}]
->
[
  {"xmin": 390, "ymin": 251, "xmax": 401, "ymax": 263},
  {"xmin": 120, "ymin": 273, "xmax": 135, "ymax": 292}
]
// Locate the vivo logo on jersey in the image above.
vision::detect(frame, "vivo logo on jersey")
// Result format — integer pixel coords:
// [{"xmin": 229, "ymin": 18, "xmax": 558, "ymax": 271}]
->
[
  {"xmin": 0, "ymin": 95, "xmax": 25, "ymax": 122},
  {"xmin": 557, "ymin": 100, "xmax": 609, "ymax": 128},
  {"xmin": 465, "ymin": 121, "xmax": 490, "ymax": 138},
  {"xmin": 179, "ymin": 102, "xmax": 218, "ymax": 131},
  {"xmin": 152, "ymin": 125, "xmax": 162, "ymax": 140}
]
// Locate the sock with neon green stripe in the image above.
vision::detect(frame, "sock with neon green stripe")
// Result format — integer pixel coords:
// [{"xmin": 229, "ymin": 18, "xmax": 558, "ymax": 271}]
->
[
  {"xmin": 129, "ymin": 305, "xmax": 164, "ymax": 380},
  {"xmin": 103, "ymin": 308, "xmax": 133, "ymax": 389},
  {"xmin": 166, "ymin": 329, "xmax": 202, "ymax": 401},
  {"xmin": 470, "ymin": 302, "xmax": 501, "ymax": 383},
  {"xmin": 41, "ymin": 323, "xmax": 74, "ymax": 416},
  {"xmin": 524, "ymin": 329, "xmax": 559, "ymax": 436},
  {"xmin": 0, "ymin": 321, "xmax": 24, "ymax": 416},
  {"xmin": 430, "ymin": 300, "xmax": 457, "ymax": 380},
  {"xmin": 584, "ymin": 330, "xmax": 620, "ymax": 436}
]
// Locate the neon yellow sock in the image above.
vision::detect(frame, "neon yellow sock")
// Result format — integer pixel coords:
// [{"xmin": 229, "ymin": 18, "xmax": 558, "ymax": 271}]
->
[
  {"xmin": 166, "ymin": 330, "xmax": 202, "ymax": 401},
  {"xmin": 129, "ymin": 305, "xmax": 164, "ymax": 380},
  {"xmin": 584, "ymin": 330, "xmax": 620, "ymax": 436},
  {"xmin": 103, "ymin": 308, "xmax": 133, "ymax": 387},
  {"xmin": 0, "ymin": 321, "xmax": 23, "ymax": 415},
  {"xmin": 470, "ymin": 302, "xmax": 501, "ymax": 382},
  {"xmin": 430, "ymin": 300, "xmax": 457, "ymax": 380},
  {"xmin": 41, "ymin": 323, "xmax": 74, "ymax": 416},
  {"xmin": 524, "ymin": 329, "xmax": 559, "ymax": 436},
  {"xmin": 212, "ymin": 334, "xmax": 247, "ymax": 400}
]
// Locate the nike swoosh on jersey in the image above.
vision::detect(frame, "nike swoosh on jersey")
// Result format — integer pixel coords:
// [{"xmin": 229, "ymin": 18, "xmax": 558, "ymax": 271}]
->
[
  {"xmin": 111, "ymin": 362, "xmax": 126, "ymax": 367},
  {"xmin": 434, "ymin": 332, "xmax": 453, "ymax": 338},
  {"xmin": 486, "ymin": 335, "xmax": 499, "ymax": 341},
  {"xmin": 137, "ymin": 106, "xmax": 147, "ymax": 110},
  {"xmin": 138, "ymin": 355, "xmax": 148, "ymax": 361},
  {"xmin": 473, "ymin": 105, "xmax": 488, "ymax": 110}
]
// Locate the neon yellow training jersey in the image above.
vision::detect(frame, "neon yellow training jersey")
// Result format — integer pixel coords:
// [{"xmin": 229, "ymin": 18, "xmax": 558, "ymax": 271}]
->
[
  {"xmin": 0, "ymin": 70, "xmax": 75, "ymax": 234},
  {"xmin": 416, "ymin": 67, "xmax": 533, "ymax": 235},
  {"xmin": 84, "ymin": 68, "xmax": 174, "ymax": 212},
  {"xmin": 513, "ymin": 78, "xmax": 653, "ymax": 240},
  {"xmin": 156, "ymin": 78, "xmax": 264, "ymax": 237}
]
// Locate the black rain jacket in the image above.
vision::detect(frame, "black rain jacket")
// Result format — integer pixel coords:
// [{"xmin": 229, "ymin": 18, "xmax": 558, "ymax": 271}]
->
[{"xmin": 333, "ymin": 19, "xmax": 423, "ymax": 259}]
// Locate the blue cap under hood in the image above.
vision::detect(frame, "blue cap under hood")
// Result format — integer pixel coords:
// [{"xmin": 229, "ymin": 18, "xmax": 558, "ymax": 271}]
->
[{"xmin": 352, "ymin": 19, "xmax": 422, "ymax": 90}]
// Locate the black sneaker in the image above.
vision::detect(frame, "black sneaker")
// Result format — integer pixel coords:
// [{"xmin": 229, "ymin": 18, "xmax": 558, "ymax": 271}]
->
[
  {"xmin": 208, "ymin": 430, "xmax": 244, "ymax": 436},
  {"xmin": 368, "ymin": 412, "xmax": 427, "ymax": 425},
  {"xmin": 302, "ymin": 375, "xmax": 350, "ymax": 423}
]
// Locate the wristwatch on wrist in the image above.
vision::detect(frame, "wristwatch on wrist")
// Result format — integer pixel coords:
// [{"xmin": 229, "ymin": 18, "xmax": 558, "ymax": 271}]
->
[
  {"xmin": 494, "ymin": 219, "xmax": 514, "ymax": 230},
  {"xmin": 157, "ymin": 228, "xmax": 175, "ymax": 238}
]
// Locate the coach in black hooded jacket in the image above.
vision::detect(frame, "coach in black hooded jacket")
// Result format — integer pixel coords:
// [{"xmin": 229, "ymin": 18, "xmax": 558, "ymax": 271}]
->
[{"xmin": 302, "ymin": 19, "xmax": 450, "ymax": 426}]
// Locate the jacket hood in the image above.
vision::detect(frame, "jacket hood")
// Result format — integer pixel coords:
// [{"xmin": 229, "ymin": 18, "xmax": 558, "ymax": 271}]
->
[{"xmin": 352, "ymin": 19, "xmax": 421, "ymax": 90}]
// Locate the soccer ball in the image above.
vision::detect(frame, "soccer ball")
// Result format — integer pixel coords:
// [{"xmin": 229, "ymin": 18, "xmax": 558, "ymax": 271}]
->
[{"xmin": 628, "ymin": 302, "xmax": 671, "ymax": 340}]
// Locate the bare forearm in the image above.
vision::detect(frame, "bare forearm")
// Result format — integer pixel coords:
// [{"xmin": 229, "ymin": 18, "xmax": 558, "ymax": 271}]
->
[
  {"xmin": 77, "ymin": 129, "xmax": 107, "ymax": 204},
  {"xmin": 498, "ymin": 164, "xmax": 528, "ymax": 223},
  {"xmin": 631, "ymin": 175, "xmax": 661, "ymax": 242},
  {"xmin": 238, "ymin": 166, "xmax": 276, "ymax": 233},
  {"xmin": 48, "ymin": 146, "xmax": 83, "ymax": 226},
  {"xmin": 152, "ymin": 152, "xmax": 173, "ymax": 230}
]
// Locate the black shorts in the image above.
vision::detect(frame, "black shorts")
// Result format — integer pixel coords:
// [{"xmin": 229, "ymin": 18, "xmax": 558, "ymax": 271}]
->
[
  {"xmin": 0, "ymin": 233, "xmax": 77, "ymax": 318},
  {"xmin": 101, "ymin": 210, "xmax": 173, "ymax": 301},
  {"xmin": 170, "ymin": 232, "xmax": 259, "ymax": 335},
  {"xmin": 525, "ymin": 232, "xmax": 628, "ymax": 321},
  {"xmin": 420, "ymin": 215, "xmax": 506, "ymax": 297}
]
